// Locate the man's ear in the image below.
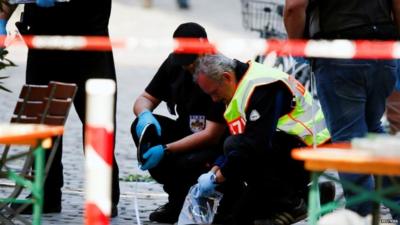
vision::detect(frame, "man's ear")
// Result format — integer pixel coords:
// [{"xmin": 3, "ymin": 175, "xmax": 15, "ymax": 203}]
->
[{"xmin": 222, "ymin": 71, "xmax": 234, "ymax": 83}]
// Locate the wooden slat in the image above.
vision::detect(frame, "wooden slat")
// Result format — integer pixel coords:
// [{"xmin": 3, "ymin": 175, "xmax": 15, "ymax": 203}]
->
[
  {"xmin": 11, "ymin": 116, "xmax": 40, "ymax": 124},
  {"xmin": 13, "ymin": 101, "xmax": 45, "ymax": 117},
  {"xmin": 42, "ymin": 116, "xmax": 65, "ymax": 126},
  {"xmin": 18, "ymin": 85, "xmax": 49, "ymax": 101},
  {"xmin": 44, "ymin": 99, "xmax": 72, "ymax": 116},
  {"xmin": 48, "ymin": 81, "xmax": 77, "ymax": 100}
]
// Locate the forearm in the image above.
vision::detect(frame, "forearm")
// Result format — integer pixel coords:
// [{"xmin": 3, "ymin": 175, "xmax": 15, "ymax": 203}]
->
[
  {"xmin": 394, "ymin": 0, "xmax": 400, "ymax": 34},
  {"xmin": 133, "ymin": 92, "xmax": 160, "ymax": 116},
  {"xmin": 166, "ymin": 121, "xmax": 225, "ymax": 153},
  {"xmin": 284, "ymin": 0, "xmax": 307, "ymax": 38}
]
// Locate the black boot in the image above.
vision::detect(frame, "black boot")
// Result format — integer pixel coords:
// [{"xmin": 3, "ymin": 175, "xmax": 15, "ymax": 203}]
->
[
  {"xmin": 149, "ymin": 202, "xmax": 181, "ymax": 223},
  {"xmin": 10, "ymin": 193, "xmax": 62, "ymax": 214}
]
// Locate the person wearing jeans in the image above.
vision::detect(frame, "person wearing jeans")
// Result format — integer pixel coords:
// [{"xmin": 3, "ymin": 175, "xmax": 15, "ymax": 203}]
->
[
  {"xmin": 313, "ymin": 58, "xmax": 397, "ymax": 216},
  {"xmin": 284, "ymin": 0, "xmax": 400, "ymax": 219}
]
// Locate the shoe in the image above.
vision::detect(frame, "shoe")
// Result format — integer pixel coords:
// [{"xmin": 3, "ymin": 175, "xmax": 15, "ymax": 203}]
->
[
  {"xmin": 111, "ymin": 204, "xmax": 118, "ymax": 218},
  {"xmin": 149, "ymin": 202, "xmax": 180, "ymax": 223},
  {"xmin": 10, "ymin": 193, "xmax": 61, "ymax": 215},
  {"xmin": 10, "ymin": 201, "xmax": 61, "ymax": 215},
  {"xmin": 253, "ymin": 198, "xmax": 307, "ymax": 225},
  {"xmin": 319, "ymin": 181, "xmax": 336, "ymax": 205}
]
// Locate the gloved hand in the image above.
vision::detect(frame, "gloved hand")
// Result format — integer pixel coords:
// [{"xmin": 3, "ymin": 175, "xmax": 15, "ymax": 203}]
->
[
  {"xmin": 136, "ymin": 109, "xmax": 161, "ymax": 137},
  {"xmin": 0, "ymin": 19, "xmax": 6, "ymax": 48},
  {"xmin": 36, "ymin": 0, "xmax": 55, "ymax": 8},
  {"xmin": 140, "ymin": 144, "xmax": 165, "ymax": 170},
  {"xmin": 197, "ymin": 171, "xmax": 217, "ymax": 197}
]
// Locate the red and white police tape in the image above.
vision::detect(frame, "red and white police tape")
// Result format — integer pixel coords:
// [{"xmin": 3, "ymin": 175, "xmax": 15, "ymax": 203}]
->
[
  {"xmin": 84, "ymin": 79, "xmax": 115, "ymax": 225},
  {"xmin": 4, "ymin": 35, "xmax": 400, "ymax": 59}
]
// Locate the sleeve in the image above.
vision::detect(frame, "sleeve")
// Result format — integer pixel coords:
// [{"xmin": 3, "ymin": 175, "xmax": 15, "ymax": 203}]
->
[
  {"xmin": 213, "ymin": 155, "xmax": 226, "ymax": 168},
  {"xmin": 145, "ymin": 55, "xmax": 173, "ymax": 101},
  {"xmin": 219, "ymin": 82, "xmax": 293, "ymax": 179}
]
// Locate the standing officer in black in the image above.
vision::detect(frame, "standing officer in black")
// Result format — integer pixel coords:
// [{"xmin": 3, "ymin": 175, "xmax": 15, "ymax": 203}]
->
[
  {"xmin": 131, "ymin": 22, "xmax": 228, "ymax": 224},
  {"xmin": 8, "ymin": 0, "xmax": 120, "ymax": 217}
]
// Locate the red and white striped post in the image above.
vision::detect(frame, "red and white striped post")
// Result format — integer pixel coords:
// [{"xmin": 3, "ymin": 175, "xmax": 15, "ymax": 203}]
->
[{"xmin": 84, "ymin": 79, "xmax": 115, "ymax": 225}]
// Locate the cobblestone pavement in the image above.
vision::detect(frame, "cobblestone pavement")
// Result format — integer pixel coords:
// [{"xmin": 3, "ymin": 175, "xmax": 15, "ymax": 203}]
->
[{"xmin": 0, "ymin": 0, "xmax": 394, "ymax": 225}]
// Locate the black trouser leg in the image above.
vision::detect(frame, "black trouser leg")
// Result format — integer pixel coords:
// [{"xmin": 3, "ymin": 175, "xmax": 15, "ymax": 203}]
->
[{"xmin": 74, "ymin": 76, "xmax": 120, "ymax": 206}]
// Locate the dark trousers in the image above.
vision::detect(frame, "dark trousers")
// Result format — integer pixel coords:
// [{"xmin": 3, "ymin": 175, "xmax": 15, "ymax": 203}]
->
[
  {"xmin": 314, "ymin": 58, "xmax": 397, "ymax": 216},
  {"xmin": 224, "ymin": 132, "xmax": 310, "ymax": 224},
  {"xmin": 26, "ymin": 48, "xmax": 120, "ymax": 205},
  {"xmin": 131, "ymin": 115, "xmax": 220, "ymax": 209}
]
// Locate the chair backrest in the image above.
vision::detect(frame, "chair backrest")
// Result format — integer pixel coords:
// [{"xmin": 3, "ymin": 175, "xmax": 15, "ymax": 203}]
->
[
  {"xmin": 0, "ymin": 82, "xmax": 77, "ymax": 217},
  {"xmin": 10, "ymin": 81, "xmax": 77, "ymax": 126},
  {"xmin": 1, "ymin": 81, "xmax": 77, "ymax": 172}
]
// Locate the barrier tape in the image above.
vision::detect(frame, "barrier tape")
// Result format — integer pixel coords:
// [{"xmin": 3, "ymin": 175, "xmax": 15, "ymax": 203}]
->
[
  {"xmin": 4, "ymin": 35, "xmax": 400, "ymax": 59},
  {"xmin": 84, "ymin": 79, "xmax": 115, "ymax": 225}
]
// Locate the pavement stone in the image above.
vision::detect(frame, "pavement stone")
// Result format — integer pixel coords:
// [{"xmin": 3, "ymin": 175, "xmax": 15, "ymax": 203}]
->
[{"xmin": 0, "ymin": 0, "xmax": 395, "ymax": 224}]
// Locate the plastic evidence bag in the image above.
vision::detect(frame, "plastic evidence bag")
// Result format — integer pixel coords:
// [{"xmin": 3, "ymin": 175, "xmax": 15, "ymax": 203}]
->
[{"xmin": 178, "ymin": 184, "xmax": 223, "ymax": 225}]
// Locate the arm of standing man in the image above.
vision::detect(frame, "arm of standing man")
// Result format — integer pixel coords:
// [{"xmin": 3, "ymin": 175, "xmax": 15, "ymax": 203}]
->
[{"xmin": 284, "ymin": 0, "xmax": 309, "ymax": 38}]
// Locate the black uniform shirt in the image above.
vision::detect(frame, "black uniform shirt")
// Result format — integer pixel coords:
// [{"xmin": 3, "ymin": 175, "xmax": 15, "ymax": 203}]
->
[
  {"xmin": 145, "ymin": 54, "xmax": 226, "ymax": 135},
  {"xmin": 23, "ymin": 0, "xmax": 111, "ymax": 35}
]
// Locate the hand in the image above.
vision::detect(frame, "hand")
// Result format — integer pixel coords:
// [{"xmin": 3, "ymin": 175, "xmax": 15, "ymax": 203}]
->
[
  {"xmin": 197, "ymin": 171, "xmax": 217, "ymax": 197},
  {"xmin": 0, "ymin": 19, "xmax": 6, "ymax": 36},
  {"xmin": 140, "ymin": 144, "xmax": 165, "ymax": 170},
  {"xmin": 136, "ymin": 109, "xmax": 161, "ymax": 137},
  {"xmin": 36, "ymin": 0, "xmax": 55, "ymax": 8},
  {"xmin": 0, "ymin": 19, "xmax": 6, "ymax": 48}
]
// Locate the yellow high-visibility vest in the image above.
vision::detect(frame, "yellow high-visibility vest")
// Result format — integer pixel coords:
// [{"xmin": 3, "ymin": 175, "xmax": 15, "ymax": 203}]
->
[{"xmin": 224, "ymin": 61, "xmax": 330, "ymax": 146}]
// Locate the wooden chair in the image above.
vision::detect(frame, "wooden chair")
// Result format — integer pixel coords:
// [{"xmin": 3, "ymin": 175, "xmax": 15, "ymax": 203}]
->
[{"xmin": 0, "ymin": 81, "xmax": 77, "ymax": 224}]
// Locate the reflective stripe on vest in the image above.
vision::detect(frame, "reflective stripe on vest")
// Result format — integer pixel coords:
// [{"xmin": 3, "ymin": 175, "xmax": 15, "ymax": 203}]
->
[{"xmin": 224, "ymin": 61, "xmax": 330, "ymax": 146}]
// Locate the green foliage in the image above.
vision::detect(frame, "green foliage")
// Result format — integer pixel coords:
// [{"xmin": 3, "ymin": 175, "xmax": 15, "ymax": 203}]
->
[
  {"xmin": 0, "ymin": 49, "xmax": 17, "ymax": 92},
  {"xmin": 120, "ymin": 174, "xmax": 154, "ymax": 182}
]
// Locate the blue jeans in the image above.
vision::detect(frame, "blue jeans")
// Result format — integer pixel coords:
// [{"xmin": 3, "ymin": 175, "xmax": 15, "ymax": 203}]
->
[{"xmin": 314, "ymin": 58, "xmax": 398, "ymax": 217}]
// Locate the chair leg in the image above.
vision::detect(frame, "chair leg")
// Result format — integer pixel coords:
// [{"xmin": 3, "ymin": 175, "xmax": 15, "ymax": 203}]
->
[
  {"xmin": 372, "ymin": 176, "xmax": 382, "ymax": 225},
  {"xmin": 308, "ymin": 172, "xmax": 321, "ymax": 225},
  {"xmin": 32, "ymin": 143, "xmax": 45, "ymax": 225}
]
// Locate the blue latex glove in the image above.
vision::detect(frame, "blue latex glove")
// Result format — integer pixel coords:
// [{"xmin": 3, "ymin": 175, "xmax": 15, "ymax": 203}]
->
[
  {"xmin": 36, "ymin": 0, "xmax": 55, "ymax": 8},
  {"xmin": 136, "ymin": 109, "xmax": 161, "ymax": 137},
  {"xmin": 0, "ymin": 19, "xmax": 6, "ymax": 36},
  {"xmin": 292, "ymin": 56, "xmax": 309, "ymax": 65},
  {"xmin": 197, "ymin": 171, "xmax": 217, "ymax": 197},
  {"xmin": 0, "ymin": 19, "xmax": 6, "ymax": 48},
  {"xmin": 140, "ymin": 144, "xmax": 165, "ymax": 170}
]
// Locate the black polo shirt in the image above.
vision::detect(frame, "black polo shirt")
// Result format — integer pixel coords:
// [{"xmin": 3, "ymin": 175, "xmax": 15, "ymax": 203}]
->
[
  {"xmin": 146, "ymin": 54, "xmax": 226, "ymax": 135},
  {"xmin": 23, "ymin": 0, "xmax": 111, "ymax": 35}
]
